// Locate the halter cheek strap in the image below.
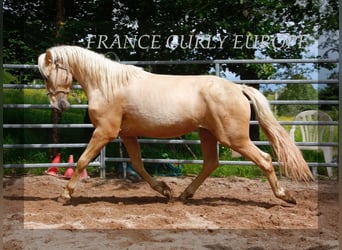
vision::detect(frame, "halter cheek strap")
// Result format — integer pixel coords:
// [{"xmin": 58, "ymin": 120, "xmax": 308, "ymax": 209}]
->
[
  {"xmin": 45, "ymin": 62, "xmax": 80, "ymax": 103},
  {"xmin": 46, "ymin": 63, "xmax": 70, "ymax": 96}
]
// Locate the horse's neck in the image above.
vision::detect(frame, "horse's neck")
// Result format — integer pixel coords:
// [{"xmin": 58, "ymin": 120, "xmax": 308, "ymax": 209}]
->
[
  {"xmin": 69, "ymin": 56, "xmax": 142, "ymax": 101},
  {"xmin": 75, "ymin": 77, "xmax": 99, "ymax": 100},
  {"xmin": 71, "ymin": 65, "xmax": 114, "ymax": 104},
  {"xmin": 70, "ymin": 63, "xmax": 98, "ymax": 95}
]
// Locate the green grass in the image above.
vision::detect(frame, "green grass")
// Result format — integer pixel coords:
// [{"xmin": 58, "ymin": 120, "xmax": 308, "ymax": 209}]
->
[{"xmin": 181, "ymin": 164, "xmax": 264, "ymax": 179}]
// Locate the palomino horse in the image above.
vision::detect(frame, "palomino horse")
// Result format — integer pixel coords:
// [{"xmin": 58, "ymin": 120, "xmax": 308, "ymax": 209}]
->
[{"xmin": 38, "ymin": 45, "xmax": 313, "ymax": 205}]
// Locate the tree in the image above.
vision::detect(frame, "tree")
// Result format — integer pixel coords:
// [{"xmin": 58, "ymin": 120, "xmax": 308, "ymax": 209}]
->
[
  {"xmin": 316, "ymin": 0, "xmax": 339, "ymax": 118},
  {"xmin": 50, "ymin": 0, "xmax": 65, "ymax": 159},
  {"xmin": 318, "ymin": 80, "xmax": 338, "ymax": 118},
  {"xmin": 277, "ymin": 75, "xmax": 318, "ymax": 116},
  {"xmin": 4, "ymin": 0, "xmax": 334, "ymax": 77}
]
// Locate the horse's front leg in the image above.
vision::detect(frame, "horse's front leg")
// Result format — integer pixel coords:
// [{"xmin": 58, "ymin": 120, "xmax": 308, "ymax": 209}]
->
[
  {"xmin": 121, "ymin": 136, "xmax": 172, "ymax": 199},
  {"xmin": 58, "ymin": 128, "xmax": 113, "ymax": 203}
]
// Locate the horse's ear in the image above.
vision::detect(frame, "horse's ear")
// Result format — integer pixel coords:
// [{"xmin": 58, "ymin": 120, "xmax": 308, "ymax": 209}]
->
[{"xmin": 45, "ymin": 49, "xmax": 53, "ymax": 66}]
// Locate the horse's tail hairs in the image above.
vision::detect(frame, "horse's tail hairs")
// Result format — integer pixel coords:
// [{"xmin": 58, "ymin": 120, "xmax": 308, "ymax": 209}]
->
[{"xmin": 240, "ymin": 85, "xmax": 314, "ymax": 182}]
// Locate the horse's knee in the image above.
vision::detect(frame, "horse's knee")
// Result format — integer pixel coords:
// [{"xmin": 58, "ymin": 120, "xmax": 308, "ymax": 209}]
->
[
  {"xmin": 204, "ymin": 158, "xmax": 219, "ymax": 168},
  {"xmin": 76, "ymin": 158, "xmax": 88, "ymax": 170}
]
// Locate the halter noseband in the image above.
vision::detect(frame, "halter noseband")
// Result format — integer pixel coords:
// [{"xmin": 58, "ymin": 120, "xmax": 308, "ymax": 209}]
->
[{"xmin": 46, "ymin": 90, "xmax": 70, "ymax": 96}]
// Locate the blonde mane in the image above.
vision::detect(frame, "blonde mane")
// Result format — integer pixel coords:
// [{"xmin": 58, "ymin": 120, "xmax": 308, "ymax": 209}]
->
[{"xmin": 45, "ymin": 45, "xmax": 145, "ymax": 100}]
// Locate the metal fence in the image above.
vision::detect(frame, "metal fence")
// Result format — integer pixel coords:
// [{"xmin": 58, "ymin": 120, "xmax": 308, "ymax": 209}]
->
[{"xmin": 3, "ymin": 59, "xmax": 339, "ymax": 177}]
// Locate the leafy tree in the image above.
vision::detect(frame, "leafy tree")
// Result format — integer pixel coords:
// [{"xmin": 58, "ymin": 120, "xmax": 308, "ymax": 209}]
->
[
  {"xmin": 277, "ymin": 75, "xmax": 318, "ymax": 116},
  {"xmin": 4, "ymin": 0, "xmax": 329, "ymax": 74},
  {"xmin": 318, "ymin": 81, "xmax": 338, "ymax": 119},
  {"xmin": 316, "ymin": 0, "xmax": 339, "ymax": 116},
  {"xmin": 3, "ymin": 0, "xmax": 57, "ymax": 84},
  {"xmin": 318, "ymin": 0, "xmax": 339, "ymax": 56}
]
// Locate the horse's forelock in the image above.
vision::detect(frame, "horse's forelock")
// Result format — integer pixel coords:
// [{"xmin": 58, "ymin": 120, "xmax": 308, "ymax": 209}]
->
[
  {"xmin": 49, "ymin": 47, "xmax": 71, "ymax": 69},
  {"xmin": 38, "ymin": 53, "xmax": 49, "ymax": 79}
]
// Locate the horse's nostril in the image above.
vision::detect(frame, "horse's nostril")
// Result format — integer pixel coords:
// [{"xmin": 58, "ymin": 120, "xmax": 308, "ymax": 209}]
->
[{"xmin": 58, "ymin": 99, "xmax": 70, "ymax": 111}]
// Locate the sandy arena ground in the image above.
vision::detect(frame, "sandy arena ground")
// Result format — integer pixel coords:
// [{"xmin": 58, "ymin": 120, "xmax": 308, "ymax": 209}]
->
[{"xmin": 3, "ymin": 175, "xmax": 339, "ymax": 249}]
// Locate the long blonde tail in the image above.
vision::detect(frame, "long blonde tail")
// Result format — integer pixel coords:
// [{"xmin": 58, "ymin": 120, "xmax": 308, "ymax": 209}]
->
[{"xmin": 240, "ymin": 85, "xmax": 314, "ymax": 182}]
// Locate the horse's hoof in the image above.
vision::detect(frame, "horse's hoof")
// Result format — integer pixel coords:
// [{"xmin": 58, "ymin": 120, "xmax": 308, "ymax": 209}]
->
[
  {"xmin": 283, "ymin": 190, "xmax": 297, "ymax": 205},
  {"xmin": 159, "ymin": 181, "xmax": 173, "ymax": 199},
  {"xmin": 57, "ymin": 194, "xmax": 71, "ymax": 204},
  {"xmin": 163, "ymin": 189, "xmax": 172, "ymax": 200},
  {"xmin": 153, "ymin": 181, "xmax": 173, "ymax": 199},
  {"xmin": 178, "ymin": 191, "xmax": 193, "ymax": 202}
]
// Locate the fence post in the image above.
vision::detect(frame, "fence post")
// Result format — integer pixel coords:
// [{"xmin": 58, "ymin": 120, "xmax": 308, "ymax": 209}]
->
[
  {"xmin": 215, "ymin": 62, "xmax": 221, "ymax": 157},
  {"xmin": 100, "ymin": 147, "xmax": 106, "ymax": 178},
  {"xmin": 215, "ymin": 63, "xmax": 220, "ymax": 77}
]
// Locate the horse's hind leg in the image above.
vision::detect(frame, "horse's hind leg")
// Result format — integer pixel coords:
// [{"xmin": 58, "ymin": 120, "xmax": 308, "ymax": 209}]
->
[
  {"xmin": 121, "ymin": 136, "xmax": 172, "ymax": 199},
  {"xmin": 228, "ymin": 139, "xmax": 297, "ymax": 204},
  {"xmin": 179, "ymin": 128, "xmax": 219, "ymax": 201}
]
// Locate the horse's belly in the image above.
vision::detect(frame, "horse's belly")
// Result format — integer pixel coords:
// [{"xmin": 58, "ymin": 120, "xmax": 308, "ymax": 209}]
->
[
  {"xmin": 120, "ymin": 83, "xmax": 207, "ymax": 137},
  {"xmin": 119, "ymin": 113, "xmax": 199, "ymax": 138}
]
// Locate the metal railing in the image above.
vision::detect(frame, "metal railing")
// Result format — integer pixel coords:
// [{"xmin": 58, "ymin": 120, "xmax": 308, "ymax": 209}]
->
[{"xmin": 3, "ymin": 58, "xmax": 339, "ymax": 177}]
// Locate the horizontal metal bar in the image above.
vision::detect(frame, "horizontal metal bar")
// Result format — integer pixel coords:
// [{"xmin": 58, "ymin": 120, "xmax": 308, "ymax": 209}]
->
[
  {"xmin": 105, "ymin": 157, "xmax": 338, "ymax": 168},
  {"xmin": 233, "ymin": 79, "xmax": 338, "ymax": 84},
  {"xmin": 212, "ymin": 58, "xmax": 339, "ymax": 64},
  {"xmin": 111, "ymin": 139, "xmax": 338, "ymax": 147},
  {"xmin": 3, "ymin": 143, "xmax": 90, "ymax": 149},
  {"xmin": 249, "ymin": 141, "xmax": 338, "ymax": 147},
  {"xmin": 3, "ymin": 140, "xmax": 337, "ymax": 149},
  {"xmin": 3, "ymin": 160, "xmax": 337, "ymax": 169},
  {"xmin": 294, "ymin": 142, "xmax": 338, "ymax": 147},
  {"xmin": 3, "ymin": 84, "xmax": 46, "ymax": 89},
  {"xmin": 3, "ymin": 64, "xmax": 39, "ymax": 69},
  {"xmin": 277, "ymin": 121, "xmax": 338, "ymax": 125},
  {"xmin": 3, "ymin": 120, "xmax": 337, "ymax": 129},
  {"xmin": 3, "ymin": 84, "xmax": 83, "ymax": 89},
  {"xmin": 268, "ymin": 100, "xmax": 338, "ymax": 105},
  {"xmin": 123, "ymin": 59, "xmax": 339, "ymax": 65},
  {"xmin": 3, "ymin": 160, "xmax": 336, "ymax": 169},
  {"xmin": 3, "ymin": 79, "xmax": 339, "ymax": 90},
  {"xmin": 3, "ymin": 59, "xmax": 338, "ymax": 69},
  {"xmin": 3, "ymin": 161, "xmax": 101, "ymax": 169},
  {"xmin": 113, "ymin": 138, "xmax": 201, "ymax": 144},
  {"xmin": 3, "ymin": 124, "xmax": 94, "ymax": 128},
  {"xmin": 3, "ymin": 104, "xmax": 88, "ymax": 109},
  {"xmin": 2, "ymin": 101, "xmax": 338, "ymax": 109}
]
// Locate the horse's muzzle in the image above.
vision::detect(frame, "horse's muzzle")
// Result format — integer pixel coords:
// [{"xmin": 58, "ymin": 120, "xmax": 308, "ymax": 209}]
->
[
  {"xmin": 58, "ymin": 99, "xmax": 70, "ymax": 112},
  {"xmin": 52, "ymin": 95, "xmax": 70, "ymax": 112}
]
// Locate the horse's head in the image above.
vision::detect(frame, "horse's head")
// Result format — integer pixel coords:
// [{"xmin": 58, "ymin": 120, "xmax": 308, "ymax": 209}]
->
[{"xmin": 38, "ymin": 49, "xmax": 73, "ymax": 112}]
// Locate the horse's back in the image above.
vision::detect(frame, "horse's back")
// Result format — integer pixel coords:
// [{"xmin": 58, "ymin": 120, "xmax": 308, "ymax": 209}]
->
[{"xmin": 119, "ymin": 73, "xmax": 249, "ymax": 137}]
